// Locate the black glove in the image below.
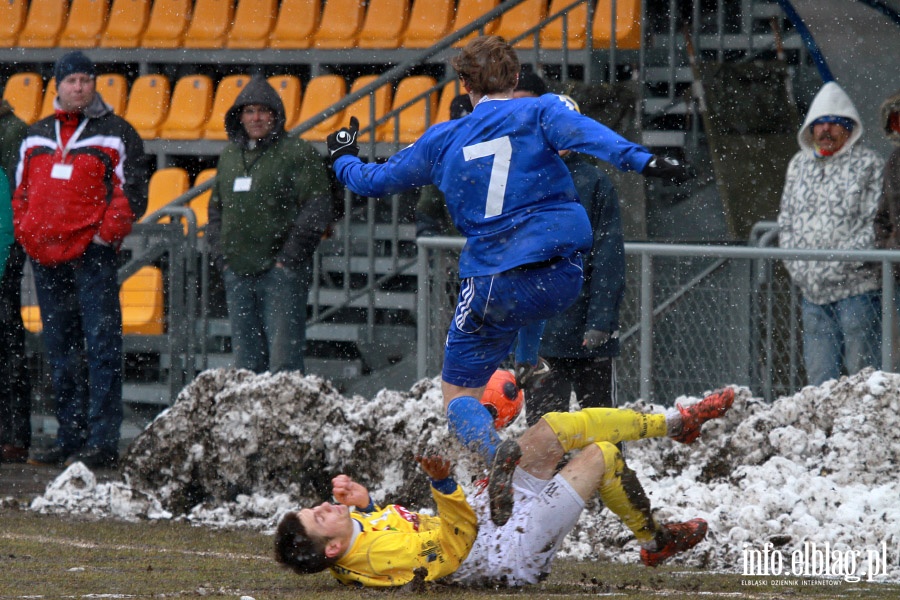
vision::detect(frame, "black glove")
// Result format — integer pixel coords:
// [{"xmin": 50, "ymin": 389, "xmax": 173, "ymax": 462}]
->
[
  {"xmin": 582, "ymin": 329, "xmax": 611, "ymax": 350},
  {"xmin": 326, "ymin": 116, "xmax": 360, "ymax": 164},
  {"xmin": 642, "ymin": 155, "xmax": 695, "ymax": 185}
]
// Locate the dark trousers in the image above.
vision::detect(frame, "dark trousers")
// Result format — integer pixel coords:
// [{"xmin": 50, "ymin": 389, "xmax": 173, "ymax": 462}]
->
[
  {"xmin": 0, "ymin": 244, "xmax": 32, "ymax": 448},
  {"xmin": 32, "ymin": 243, "xmax": 123, "ymax": 454},
  {"xmin": 525, "ymin": 356, "xmax": 616, "ymax": 427}
]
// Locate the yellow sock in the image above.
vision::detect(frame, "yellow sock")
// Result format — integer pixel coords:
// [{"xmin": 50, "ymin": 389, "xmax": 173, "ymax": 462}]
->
[
  {"xmin": 595, "ymin": 441, "xmax": 658, "ymax": 543},
  {"xmin": 542, "ymin": 408, "xmax": 668, "ymax": 453}
]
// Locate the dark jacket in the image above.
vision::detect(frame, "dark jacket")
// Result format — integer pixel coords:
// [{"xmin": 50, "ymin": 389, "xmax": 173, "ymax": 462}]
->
[
  {"xmin": 874, "ymin": 90, "xmax": 900, "ymax": 279},
  {"xmin": 539, "ymin": 154, "xmax": 624, "ymax": 358},
  {"xmin": 207, "ymin": 76, "xmax": 333, "ymax": 276},
  {"xmin": 12, "ymin": 93, "xmax": 148, "ymax": 266},
  {"xmin": 0, "ymin": 100, "xmax": 27, "ymax": 183}
]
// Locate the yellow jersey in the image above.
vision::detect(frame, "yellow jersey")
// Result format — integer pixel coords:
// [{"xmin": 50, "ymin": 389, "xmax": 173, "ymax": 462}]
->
[{"xmin": 330, "ymin": 483, "xmax": 477, "ymax": 587}]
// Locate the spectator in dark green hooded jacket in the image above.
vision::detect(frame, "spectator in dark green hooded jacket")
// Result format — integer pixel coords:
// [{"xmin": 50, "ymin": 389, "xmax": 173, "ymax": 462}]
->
[{"xmin": 207, "ymin": 76, "xmax": 333, "ymax": 374}]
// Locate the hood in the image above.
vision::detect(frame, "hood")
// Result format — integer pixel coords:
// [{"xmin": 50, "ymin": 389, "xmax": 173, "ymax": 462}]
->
[
  {"xmin": 881, "ymin": 89, "xmax": 900, "ymax": 146},
  {"xmin": 798, "ymin": 82, "xmax": 863, "ymax": 156},
  {"xmin": 224, "ymin": 76, "xmax": 286, "ymax": 148}
]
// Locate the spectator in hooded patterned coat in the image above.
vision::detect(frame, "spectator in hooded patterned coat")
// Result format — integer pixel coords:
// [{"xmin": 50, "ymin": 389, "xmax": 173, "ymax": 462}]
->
[{"xmin": 778, "ymin": 82, "xmax": 885, "ymax": 386}]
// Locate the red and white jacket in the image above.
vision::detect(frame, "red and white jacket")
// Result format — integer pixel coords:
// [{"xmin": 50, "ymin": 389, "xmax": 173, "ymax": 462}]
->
[{"xmin": 13, "ymin": 93, "xmax": 148, "ymax": 266}]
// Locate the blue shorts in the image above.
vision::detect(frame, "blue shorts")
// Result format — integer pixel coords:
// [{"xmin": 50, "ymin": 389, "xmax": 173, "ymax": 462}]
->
[{"xmin": 442, "ymin": 255, "xmax": 584, "ymax": 388}]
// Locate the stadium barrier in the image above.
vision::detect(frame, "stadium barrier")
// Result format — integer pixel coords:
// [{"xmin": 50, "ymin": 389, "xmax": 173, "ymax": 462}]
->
[{"xmin": 417, "ymin": 228, "xmax": 900, "ymax": 404}]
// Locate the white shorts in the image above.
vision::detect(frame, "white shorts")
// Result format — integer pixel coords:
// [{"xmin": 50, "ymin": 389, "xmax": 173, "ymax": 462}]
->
[{"xmin": 449, "ymin": 468, "xmax": 586, "ymax": 587}]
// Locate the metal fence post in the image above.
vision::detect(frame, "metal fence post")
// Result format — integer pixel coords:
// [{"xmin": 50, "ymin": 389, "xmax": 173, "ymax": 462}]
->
[
  {"xmin": 882, "ymin": 259, "xmax": 894, "ymax": 371},
  {"xmin": 640, "ymin": 251, "xmax": 653, "ymax": 402},
  {"xmin": 417, "ymin": 242, "xmax": 429, "ymax": 381}
]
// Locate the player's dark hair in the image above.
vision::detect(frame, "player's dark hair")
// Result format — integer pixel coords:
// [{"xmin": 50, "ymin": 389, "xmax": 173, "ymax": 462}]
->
[
  {"xmin": 273, "ymin": 511, "xmax": 337, "ymax": 575},
  {"xmin": 451, "ymin": 35, "xmax": 520, "ymax": 96}
]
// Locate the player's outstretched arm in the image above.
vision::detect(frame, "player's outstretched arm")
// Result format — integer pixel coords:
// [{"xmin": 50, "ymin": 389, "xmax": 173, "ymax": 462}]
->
[{"xmin": 332, "ymin": 474, "xmax": 372, "ymax": 509}]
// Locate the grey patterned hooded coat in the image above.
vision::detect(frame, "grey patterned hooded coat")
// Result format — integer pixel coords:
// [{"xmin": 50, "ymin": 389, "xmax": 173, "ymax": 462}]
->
[{"xmin": 778, "ymin": 82, "xmax": 885, "ymax": 305}]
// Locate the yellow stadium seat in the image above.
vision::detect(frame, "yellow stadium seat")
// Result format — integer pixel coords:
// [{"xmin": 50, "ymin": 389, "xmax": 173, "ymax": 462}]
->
[
  {"xmin": 38, "ymin": 78, "xmax": 57, "ymax": 120},
  {"xmin": 0, "ymin": 0, "xmax": 28, "ymax": 46},
  {"xmin": 593, "ymin": 0, "xmax": 641, "ymax": 50},
  {"xmin": 141, "ymin": 0, "xmax": 190, "ymax": 48},
  {"xmin": 121, "ymin": 266, "xmax": 165, "ymax": 335},
  {"xmin": 159, "ymin": 75, "xmax": 213, "ymax": 140},
  {"xmin": 183, "ymin": 0, "xmax": 234, "ymax": 48},
  {"xmin": 267, "ymin": 75, "xmax": 302, "ymax": 131},
  {"xmin": 59, "ymin": 0, "xmax": 110, "ymax": 48},
  {"xmin": 494, "ymin": 0, "xmax": 546, "ymax": 48},
  {"xmin": 21, "ymin": 266, "xmax": 166, "ymax": 335},
  {"xmin": 17, "ymin": 0, "xmax": 68, "ymax": 47},
  {"xmin": 452, "ymin": 0, "xmax": 499, "ymax": 47},
  {"xmin": 2, "ymin": 72, "xmax": 44, "ymax": 124},
  {"xmin": 297, "ymin": 74, "xmax": 346, "ymax": 142},
  {"xmin": 435, "ymin": 81, "xmax": 466, "ymax": 123},
  {"xmin": 356, "ymin": 0, "xmax": 409, "ymax": 49},
  {"xmin": 100, "ymin": 0, "xmax": 151, "ymax": 48},
  {"xmin": 203, "ymin": 74, "xmax": 251, "ymax": 140},
  {"xmin": 347, "ymin": 75, "xmax": 393, "ymax": 143},
  {"xmin": 312, "ymin": 0, "xmax": 365, "ymax": 49},
  {"xmin": 191, "ymin": 168, "xmax": 217, "ymax": 234},
  {"xmin": 541, "ymin": 0, "xmax": 588, "ymax": 49},
  {"xmin": 386, "ymin": 75, "xmax": 437, "ymax": 144},
  {"xmin": 95, "ymin": 73, "xmax": 128, "ymax": 115},
  {"xmin": 143, "ymin": 166, "xmax": 190, "ymax": 222},
  {"xmin": 21, "ymin": 305, "xmax": 42, "ymax": 333},
  {"xmin": 402, "ymin": 0, "xmax": 454, "ymax": 49},
  {"xmin": 123, "ymin": 74, "xmax": 170, "ymax": 139},
  {"xmin": 226, "ymin": 0, "xmax": 277, "ymax": 48},
  {"xmin": 269, "ymin": 0, "xmax": 319, "ymax": 49}
]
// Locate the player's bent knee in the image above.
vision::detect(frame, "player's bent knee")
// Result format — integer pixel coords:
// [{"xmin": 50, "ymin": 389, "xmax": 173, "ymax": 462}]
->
[{"xmin": 593, "ymin": 441, "xmax": 620, "ymax": 476}]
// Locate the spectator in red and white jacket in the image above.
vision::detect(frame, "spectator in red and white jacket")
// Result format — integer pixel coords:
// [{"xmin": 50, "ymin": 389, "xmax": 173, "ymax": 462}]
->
[{"xmin": 13, "ymin": 51, "xmax": 149, "ymax": 470}]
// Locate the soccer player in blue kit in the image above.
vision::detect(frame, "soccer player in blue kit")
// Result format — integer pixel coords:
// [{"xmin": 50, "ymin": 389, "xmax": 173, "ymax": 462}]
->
[{"xmin": 327, "ymin": 35, "xmax": 694, "ymax": 525}]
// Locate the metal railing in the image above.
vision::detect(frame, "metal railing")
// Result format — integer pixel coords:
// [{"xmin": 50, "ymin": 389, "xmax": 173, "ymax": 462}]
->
[{"xmin": 417, "ymin": 236, "xmax": 900, "ymax": 404}]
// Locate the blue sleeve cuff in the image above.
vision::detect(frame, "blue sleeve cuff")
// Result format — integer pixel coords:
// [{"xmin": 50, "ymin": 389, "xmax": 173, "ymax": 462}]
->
[{"xmin": 430, "ymin": 477, "xmax": 458, "ymax": 495}]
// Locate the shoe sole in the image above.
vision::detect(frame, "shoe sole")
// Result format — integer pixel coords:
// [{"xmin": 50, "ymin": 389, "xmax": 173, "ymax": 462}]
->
[
  {"xmin": 641, "ymin": 518, "xmax": 708, "ymax": 567},
  {"xmin": 674, "ymin": 388, "xmax": 735, "ymax": 444},
  {"xmin": 488, "ymin": 439, "xmax": 522, "ymax": 526}
]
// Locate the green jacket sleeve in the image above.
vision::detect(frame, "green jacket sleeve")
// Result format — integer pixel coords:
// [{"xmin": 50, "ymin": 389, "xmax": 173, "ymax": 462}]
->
[{"xmin": 0, "ymin": 170, "xmax": 13, "ymax": 280}]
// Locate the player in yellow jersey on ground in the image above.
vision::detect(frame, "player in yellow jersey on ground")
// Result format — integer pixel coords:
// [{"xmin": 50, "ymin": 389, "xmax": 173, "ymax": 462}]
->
[{"xmin": 275, "ymin": 387, "xmax": 735, "ymax": 587}]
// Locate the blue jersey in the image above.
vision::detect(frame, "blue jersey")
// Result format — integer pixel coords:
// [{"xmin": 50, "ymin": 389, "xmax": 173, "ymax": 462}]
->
[{"xmin": 334, "ymin": 94, "xmax": 653, "ymax": 277}]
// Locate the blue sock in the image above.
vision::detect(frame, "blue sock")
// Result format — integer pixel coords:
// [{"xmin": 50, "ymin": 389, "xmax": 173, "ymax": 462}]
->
[{"xmin": 446, "ymin": 395, "xmax": 501, "ymax": 463}]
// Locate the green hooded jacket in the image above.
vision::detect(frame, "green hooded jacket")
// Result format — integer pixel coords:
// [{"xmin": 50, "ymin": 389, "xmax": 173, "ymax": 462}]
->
[{"xmin": 207, "ymin": 76, "xmax": 333, "ymax": 276}]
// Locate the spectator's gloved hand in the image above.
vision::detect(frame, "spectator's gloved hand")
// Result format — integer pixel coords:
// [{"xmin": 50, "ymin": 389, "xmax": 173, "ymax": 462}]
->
[
  {"xmin": 642, "ymin": 155, "xmax": 695, "ymax": 185},
  {"xmin": 583, "ymin": 329, "xmax": 611, "ymax": 350},
  {"xmin": 326, "ymin": 116, "xmax": 360, "ymax": 165}
]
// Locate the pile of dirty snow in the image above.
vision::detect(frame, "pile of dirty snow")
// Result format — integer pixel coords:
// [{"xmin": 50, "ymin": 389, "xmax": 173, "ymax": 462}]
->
[{"xmin": 26, "ymin": 368, "xmax": 900, "ymax": 581}]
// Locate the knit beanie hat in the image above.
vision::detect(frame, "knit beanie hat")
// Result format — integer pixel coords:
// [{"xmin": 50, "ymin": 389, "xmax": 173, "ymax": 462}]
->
[
  {"xmin": 810, "ymin": 115, "xmax": 855, "ymax": 132},
  {"xmin": 54, "ymin": 51, "xmax": 95, "ymax": 84}
]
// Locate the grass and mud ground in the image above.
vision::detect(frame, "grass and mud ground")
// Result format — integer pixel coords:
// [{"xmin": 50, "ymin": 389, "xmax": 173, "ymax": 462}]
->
[{"xmin": 2, "ymin": 508, "xmax": 899, "ymax": 600}]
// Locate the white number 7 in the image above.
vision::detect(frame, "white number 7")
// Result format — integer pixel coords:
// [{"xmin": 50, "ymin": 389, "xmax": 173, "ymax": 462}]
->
[{"xmin": 463, "ymin": 136, "xmax": 512, "ymax": 218}]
